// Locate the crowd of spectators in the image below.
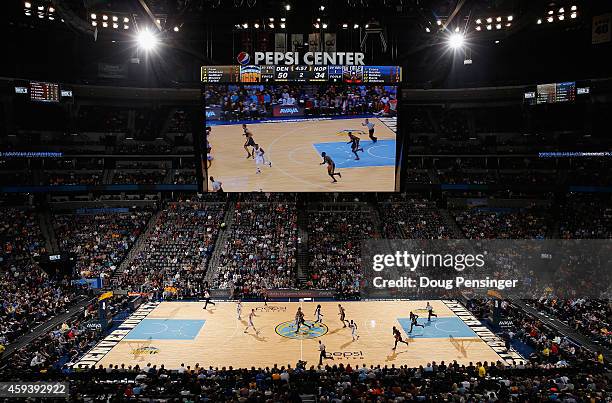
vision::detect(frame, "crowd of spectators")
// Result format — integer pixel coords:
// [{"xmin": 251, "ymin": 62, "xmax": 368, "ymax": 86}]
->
[
  {"xmin": 533, "ymin": 298, "xmax": 611, "ymax": 349},
  {"xmin": 307, "ymin": 207, "xmax": 378, "ymax": 297},
  {"xmin": 560, "ymin": 194, "xmax": 612, "ymax": 239},
  {"xmin": 1, "ymin": 209, "xmax": 77, "ymax": 345},
  {"xmin": 111, "ymin": 169, "xmax": 167, "ymax": 185},
  {"xmin": 115, "ymin": 202, "xmax": 225, "ymax": 297},
  {"xmin": 173, "ymin": 170, "xmax": 197, "ymax": 185},
  {"xmin": 380, "ymin": 196, "xmax": 454, "ymax": 239},
  {"xmin": 205, "ymin": 84, "xmax": 397, "ymax": 122},
  {"xmin": 454, "ymin": 208, "xmax": 548, "ymax": 239},
  {"xmin": 214, "ymin": 202, "xmax": 298, "ymax": 298},
  {"xmin": 47, "ymin": 171, "xmax": 102, "ymax": 186},
  {"xmin": 2, "ymin": 295, "xmax": 129, "ymax": 373},
  {"xmin": 53, "ymin": 209, "xmax": 152, "ymax": 280}
]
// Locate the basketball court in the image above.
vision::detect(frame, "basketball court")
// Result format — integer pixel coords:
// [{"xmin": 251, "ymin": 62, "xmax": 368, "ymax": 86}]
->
[
  {"xmin": 77, "ymin": 300, "xmax": 523, "ymax": 370},
  {"xmin": 206, "ymin": 117, "xmax": 397, "ymax": 192}
]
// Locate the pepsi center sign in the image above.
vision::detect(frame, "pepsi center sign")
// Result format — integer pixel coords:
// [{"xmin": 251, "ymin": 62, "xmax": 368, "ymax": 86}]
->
[
  {"xmin": 238, "ymin": 51, "xmax": 365, "ymax": 66},
  {"xmin": 200, "ymin": 51, "xmax": 401, "ymax": 84}
]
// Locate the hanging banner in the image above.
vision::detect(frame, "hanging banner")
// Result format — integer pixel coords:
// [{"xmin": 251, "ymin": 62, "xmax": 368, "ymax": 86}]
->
[
  {"xmin": 308, "ymin": 33, "xmax": 321, "ymax": 52},
  {"xmin": 274, "ymin": 33, "xmax": 287, "ymax": 53},
  {"xmin": 290, "ymin": 34, "xmax": 304, "ymax": 52},
  {"xmin": 324, "ymin": 33, "xmax": 337, "ymax": 53},
  {"xmin": 256, "ymin": 33, "xmax": 271, "ymax": 52},
  {"xmin": 592, "ymin": 14, "xmax": 612, "ymax": 44}
]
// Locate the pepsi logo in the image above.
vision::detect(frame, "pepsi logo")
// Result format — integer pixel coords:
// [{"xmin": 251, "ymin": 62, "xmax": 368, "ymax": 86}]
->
[{"xmin": 237, "ymin": 52, "xmax": 250, "ymax": 65}]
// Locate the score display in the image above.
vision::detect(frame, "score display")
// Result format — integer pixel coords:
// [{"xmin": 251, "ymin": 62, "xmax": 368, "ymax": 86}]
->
[
  {"xmin": 536, "ymin": 82, "xmax": 576, "ymax": 104},
  {"xmin": 29, "ymin": 81, "xmax": 60, "ymax": 103},
  {"xmin": 201, "ymin": 65, "xmax": 401, "ymax": 84}
]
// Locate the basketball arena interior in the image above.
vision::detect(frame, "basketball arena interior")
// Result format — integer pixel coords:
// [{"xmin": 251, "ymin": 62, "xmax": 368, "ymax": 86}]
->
[{"xmin": 0, "ymin": 0, "xmax": 611, "ymax": 401}]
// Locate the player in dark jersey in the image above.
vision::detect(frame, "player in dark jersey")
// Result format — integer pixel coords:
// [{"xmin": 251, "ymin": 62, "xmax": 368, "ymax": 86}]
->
[
  {"xmin": 295, "ymin": 307, "xmax": 312, "ymax": 333},
  {"xmin": 347, "ymin": 132, "xmax": 364, "ymax": 160},
  {"xmin": 409, "ymin": 311, "xmax": 425, "ymax": 333},
  {"xmin": 392, "ymin": 326, "xmax": 409, "ymax": 350},
  {"xmin": 338, "ymin": 304, "xmax": 349, "ymax": 327},
  {"xmin": 320, "ymin": 152, "xmax": 342, "ymax": 183},
  {"xmin": 242, "ymin": 124, "xmax": 256, "ymax": 159}
]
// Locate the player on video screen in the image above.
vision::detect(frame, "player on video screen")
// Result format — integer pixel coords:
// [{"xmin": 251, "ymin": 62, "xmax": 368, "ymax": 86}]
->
[
  {"xmin": 243, "ymin": 124, "xmax": 256, "ymax": 159},
  {"xmin": 254, "ymin": 144, "xmax": 272, "ymax": 174},
  {"xmin": 320, "ymin": 152, "xmax": 342, "ymax": 183},
  {"xmin": 347, "ymin": 132, "xmax": 364, "ymax": 160}
]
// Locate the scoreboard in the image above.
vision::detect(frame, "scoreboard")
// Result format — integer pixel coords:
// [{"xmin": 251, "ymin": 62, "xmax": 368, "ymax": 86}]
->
[
  {"xmin": 29, "ymin": 81, "xmax": 60, "ymax": 103},
  {"xmin": 536, "ymin": 82, "xmax": 576, "ymax": 104},
  {"xmin": 201, "ymin": 65, "xmax": 401, "ymax": 84}
]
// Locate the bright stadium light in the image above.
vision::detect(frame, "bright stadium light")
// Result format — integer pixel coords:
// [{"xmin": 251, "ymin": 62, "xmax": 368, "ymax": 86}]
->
[
  {"xmin": 322, "ymin": 23, "xmax": 327, "ymax": 29},
  {"xmin": 25, "ymin": 2, "xmax": 31, "ymax": 8},
  {"xmin": 448, "ymin": 33, "xmax": 465, "ymax": 50},
  {"xmin": 137, "ymin": 29, "xmax": 159, "ymax": 51},
  {"xmin": 91, "ymin": 13, "xmax": 96, "ymax": 19},
  {"xmin": 280, "ymin": 22, "xmax": 285, "ymax": 28}
]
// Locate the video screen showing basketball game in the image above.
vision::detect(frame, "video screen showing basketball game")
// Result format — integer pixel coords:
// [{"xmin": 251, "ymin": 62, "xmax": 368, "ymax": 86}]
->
[{"xmin": 202, "ymin": 84, "xmax": 399, "ymax": 192}]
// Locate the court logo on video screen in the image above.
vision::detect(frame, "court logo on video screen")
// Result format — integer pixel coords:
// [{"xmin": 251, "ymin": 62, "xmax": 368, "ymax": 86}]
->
[{"xmin": 275, "ymin": 321, "xmax": 328, "ymax": 339}]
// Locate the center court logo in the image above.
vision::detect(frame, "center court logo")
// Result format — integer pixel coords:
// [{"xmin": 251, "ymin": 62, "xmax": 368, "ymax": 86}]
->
[
  {"xmin": 275, "ymin": 321, "xmax": 328, "ymax": 339},
  {"xmin": 237, "ymin": 52, "xmax": 250, "ymax": 65}
]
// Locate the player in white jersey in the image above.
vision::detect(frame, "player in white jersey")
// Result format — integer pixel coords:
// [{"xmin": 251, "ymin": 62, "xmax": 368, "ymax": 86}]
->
[
  {"xmin": 314, "ymin": 304, "xmax": 323, "ymax": 324},
  {"xmin": 236, "ymin": 300, "xmax": 242, "ymax": 320},
  {"xmin": 361, "ymin": 118, "xmax": 377, "ymax": 143},
  {"xmin": 244, "ymin": 309, "xmax": 259, "ymax": 335},
  {"xmin": 254, "ymin": 144, "xmax": 272, "ymax": 174},
  {"xmin": 348, "ymin": 319, "xmax": 359, "ymax": 341}
]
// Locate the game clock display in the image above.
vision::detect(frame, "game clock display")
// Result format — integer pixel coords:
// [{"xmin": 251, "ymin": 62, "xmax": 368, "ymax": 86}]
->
[{"xmin": 201, "ymin": 65, "xmax": 401, "ymax": 84}]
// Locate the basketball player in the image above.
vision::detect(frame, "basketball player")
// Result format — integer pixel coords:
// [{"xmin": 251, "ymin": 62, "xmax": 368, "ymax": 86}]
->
[
  {"xmin": 254, "ymin": 144, "xmax": 272, "ymax": 174},
  {"xmin": 409, "ymin": 311, "xmax": 425, "ymax": 333},
  {"xmin": 314, "ymin": 304, "xmax": 323, "ymax": 324},
  {"xmin": 348, "ymin": 319, "xmax": 359, "ymax": 341},
  {"xmin": 392, "ymin": 326, "xmax": 409, "ymax": 350},
  {"xmin": 347, "ymin": 132, "xmax": 364, "ymax": 160},
  {"xmin": 426, "ymin": 302, "xmax": 438, "ymax": 322},
  {"xmin": 338, "ymin": 304, "xmax": 349, "ymax": 327},
  {"xmin": 320, "ymin": 152, "xmax": 342, "ymax": 183},
  {"xmin": 361, "ymin": 118, "xmax": 377, "ymax": 143},
  {"xmin": 202, "ymin": 289, "xmax": 215, "ymax": 310},
  {"xmin": 244, "ymin": 309, "xmax": 259, "ymax": 335},
  {"xmin": 242, "ymin": 124, "xmax": 256, "ymax": 159},
  {"xmin": 209, "ymin": 176, "xmax": 223, "ymax": 192},
  {"xmin": 295, "ymin": 307, "xmax": 312, "ymax": 333},
  {"xmin": 236, "ymin": 300, "xmax": 242, "ymax": 320}
]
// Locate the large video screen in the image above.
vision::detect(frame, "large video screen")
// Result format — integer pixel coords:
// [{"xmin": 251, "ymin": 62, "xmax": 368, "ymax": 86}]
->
[{"xmin": 202, "ymin": 83, "xmax": 399, "ymax": 192}]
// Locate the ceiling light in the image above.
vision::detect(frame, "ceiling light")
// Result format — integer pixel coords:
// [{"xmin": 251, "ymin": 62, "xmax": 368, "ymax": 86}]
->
[
  {"xmin": 112, "ymin": 16, "xmax": 118, "ymax": 22},
  {"xmin": 558, "ymin": 14, "xmax": 565, "ymax": 20},
  {"xmin": 322, "ymin": 23, "xmax": 327, "ymax": 29},
  {"xmin": 254, "ymin": 23, "xmax": 259, "ymax": 28},
  {"xmin": 570, "ymin": 12, "xmax": 577, "ymax": 19},
  {"xmin": 280, "ymin": 22, "xmax": 285, "ymax": 28},
  {"xmin": 91, "ymin": 13, "xmax": 96, "ymax": 19},
  {"xmin": 102, "ymin": 21, "xmax": 108, "ymax": 27},
  {"xmin": 486, "ymin": 17, "xmax": 492, "ymax": 23},
  {"xmin": 571, "ymin": 6, "xmax": 577, "ymax": 11},
  {"xmin": 496, "ymin": 23, "xmax": 501, "ymax": 29},
  {"xmin": 173, "ymin": 26, "xmax": 180, "ymax": 32},
  {"xmin": 102, "ymin": 15, "xmax": 108, "ymax": 20},
  {"xmin": 476, "ymin": 18, "xmax": 481, "ymax": 24},
  {"xmin": 475, "ymin": 26, "xmax": 481, "ymax": 31},
  {"xmin": 486, "ymin": 24, "xmax": 492, "ymax": 30},
  {"xmin": 24, "ymin": 2, "xmax": 31, "ymax": 8},
  {"xmin": 112, "ymin": 23, "xmax": 118, "ymax": 28},
  {"xmin": 507, "ymin": 16, "xmax": 513, "ymax": 21}
]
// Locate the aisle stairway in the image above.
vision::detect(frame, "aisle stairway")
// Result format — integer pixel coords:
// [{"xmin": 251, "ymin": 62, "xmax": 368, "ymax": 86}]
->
[
  {"xmin": 204, "ymin": 201, "xmax": 236, "ymax": 286},
  {"xmin": 110, "ymin": 210, "xmax": 161, "ymax": 286}
]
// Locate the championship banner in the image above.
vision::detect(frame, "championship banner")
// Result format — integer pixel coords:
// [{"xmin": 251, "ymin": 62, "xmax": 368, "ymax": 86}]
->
[
  {"xmin": 256, "ymin": 32, "xmax": 271, "ymax": 52},
  {"xmin": 308, "ymin": 33, "xmax": 321, "ymax": 52},
  {"xmin": 272, "ymin": 105, "xmax": 304, "ymax": 117},
  {"xmin": 274, "ymin": 33, "xmax": 287, "ymax": 53},
  {"xmin": 324, "ymin": 33, "xmax": 337, "ymax": 53},
  {"xmin": 290, "ymin": 34, "xmax": 304, "ymax": 51},
  {"xmin": 592, "ymin": 14, "xmax": 612, "ymax": 44}
]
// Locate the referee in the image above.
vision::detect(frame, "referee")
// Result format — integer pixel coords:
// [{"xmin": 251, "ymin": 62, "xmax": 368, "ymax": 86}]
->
[
  {"xmin": 318, "ymin": 340, "xmax": 333, "ymax": 366},
  {"xmin": 362, "ymin": 118, "xmax": 377, "ymax": 143}
]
